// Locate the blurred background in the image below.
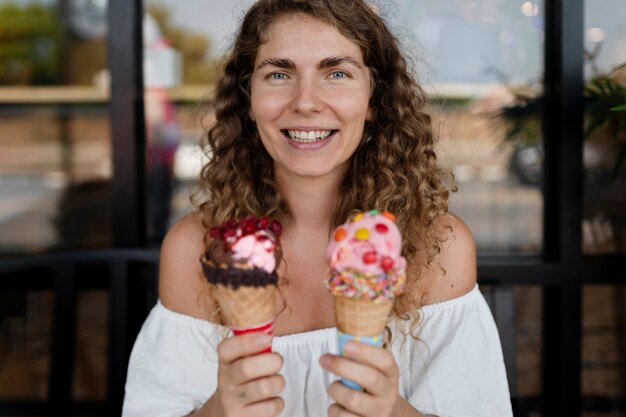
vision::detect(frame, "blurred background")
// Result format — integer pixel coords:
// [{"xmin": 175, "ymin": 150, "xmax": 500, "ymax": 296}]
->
[{"xmin": 0, "ymin": 0, "xmax": 624, "ymax": 416}]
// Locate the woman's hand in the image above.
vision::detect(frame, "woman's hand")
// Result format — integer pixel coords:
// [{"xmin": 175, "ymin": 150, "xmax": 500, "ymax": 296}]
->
[
  {"xmin": 319, "ymin": 341, "xmax": 402, "ymax": 417},
  {"xmin": 207, "ymin": 332, "xmax": 285, "ymax": 417}
]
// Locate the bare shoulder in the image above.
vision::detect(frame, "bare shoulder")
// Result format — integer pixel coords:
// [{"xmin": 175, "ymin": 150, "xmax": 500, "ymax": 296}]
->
[
  {"xmin": 420, "ymin": 212, "xmax": 477, "ymax": 305},
  {"xmin": 158, "ymin": 211, "xmax": 212, "ymax": 319}
]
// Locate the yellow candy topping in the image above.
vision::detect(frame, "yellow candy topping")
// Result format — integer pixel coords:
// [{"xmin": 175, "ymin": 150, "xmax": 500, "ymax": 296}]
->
[
  {"xmin": 352, "ymin": 212, "xmax": 364, "ymax": 222},
  {"xmin": 355, "ymin": 228, "xmax": 369, "ymax": 240}
]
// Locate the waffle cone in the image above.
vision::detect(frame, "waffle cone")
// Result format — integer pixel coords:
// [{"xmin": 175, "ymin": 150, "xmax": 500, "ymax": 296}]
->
[
  {"xmin": 333, "ymin": 296, "xmax": 393, "ymax": 337},
  {"xmin": 214, "ymin": 284, "xmax": 276, "ymax": 328}
]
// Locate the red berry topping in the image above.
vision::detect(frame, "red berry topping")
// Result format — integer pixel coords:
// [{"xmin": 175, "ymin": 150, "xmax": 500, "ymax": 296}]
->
[
  {"xmin": 242, "ymin": 223, "xmax": 256, "ymax": 235},
  {"xmin": 363, "ymin": 251, "xmax": 377, "ymax": 264},
  {"xmin": 258, "ymin": 216, "xmax": 269, "ymax": 229},
  {"xmin": 240, "ymin": 216, "xmax": 257, "ymax": 235},
  {"xmin": 269, "ymin": 220, "xmax": 283, "ymax": 237},
  {"xmin": 210, "ymin": 216, "xmax": 282, "ymax": 249},
  {"xmin": 375, "ymin": 223, "xmax": 389, "ymax": 233},
  {"xmin": 380, "ymin": 256, "xmax": 394, "ymax": 270}
]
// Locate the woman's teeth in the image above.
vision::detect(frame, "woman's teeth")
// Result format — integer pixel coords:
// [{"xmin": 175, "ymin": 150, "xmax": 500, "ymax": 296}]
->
[{"xmin": 286, "ymin": 130, "xmax": 333, "ymax": 143}]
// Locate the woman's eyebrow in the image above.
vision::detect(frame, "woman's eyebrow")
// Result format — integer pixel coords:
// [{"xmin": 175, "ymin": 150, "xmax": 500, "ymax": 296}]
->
[
  {"xmin": 256, "ymin": 58, "xmax": 295, "ymax": 70},
  {"xmin": 255, "ymin": 56, "xmax": 363, "ymax": 71},
  {"xmin": 318, "ymin": 56, "xmax": 363, "ymax": 69}
]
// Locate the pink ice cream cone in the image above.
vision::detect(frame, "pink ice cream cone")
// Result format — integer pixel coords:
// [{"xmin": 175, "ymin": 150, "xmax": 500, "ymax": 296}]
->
[{"xmin": 326, "ymin": 210, "xmax": 406, "ymax": 389}]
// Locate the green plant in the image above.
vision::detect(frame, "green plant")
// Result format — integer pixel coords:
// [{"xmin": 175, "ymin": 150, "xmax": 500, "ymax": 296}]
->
[
  {"xmin": 585, "ymin": 63, "xmax": 626, "ymax": 180},
  {"xmin": 0, "ymin": 3, "xmax": 61, "ymax": 84},
  {"xmin": 494, "ymin": 61, "xmax": 626, "ymax": 182}
]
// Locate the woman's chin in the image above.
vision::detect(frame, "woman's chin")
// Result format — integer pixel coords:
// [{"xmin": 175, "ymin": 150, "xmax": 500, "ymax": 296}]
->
[{"xmin": 276, "ymin": 160, "xmax": 349, "ymax": 181}]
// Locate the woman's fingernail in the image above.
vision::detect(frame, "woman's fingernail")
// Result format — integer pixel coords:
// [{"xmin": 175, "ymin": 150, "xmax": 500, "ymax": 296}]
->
[{"xmin": 320, "ymin": 355, "xmax": 332, "ymax": 367}]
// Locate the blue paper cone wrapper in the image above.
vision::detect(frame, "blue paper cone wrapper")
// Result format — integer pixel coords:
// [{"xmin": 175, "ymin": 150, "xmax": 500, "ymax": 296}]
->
[{"xmin": 336, "ymin": 330, "xmax": 384, "ymax": 391}]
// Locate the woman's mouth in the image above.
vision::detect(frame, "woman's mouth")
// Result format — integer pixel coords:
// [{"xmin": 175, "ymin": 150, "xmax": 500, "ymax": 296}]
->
[{"xmin": 282, "ymin": 129, "xmax": 338, "ymax": 143}]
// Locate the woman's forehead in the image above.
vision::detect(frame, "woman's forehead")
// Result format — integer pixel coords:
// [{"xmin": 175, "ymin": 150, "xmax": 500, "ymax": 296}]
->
[{"xmin": 256, "ymin": 13, "xmax": 364, "ymax": 64}]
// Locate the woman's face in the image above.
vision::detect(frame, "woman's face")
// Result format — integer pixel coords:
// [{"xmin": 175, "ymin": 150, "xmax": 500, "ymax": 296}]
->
[{"xmin": 249, "ymin": 13, "xmax": 372, "ymax": 181}]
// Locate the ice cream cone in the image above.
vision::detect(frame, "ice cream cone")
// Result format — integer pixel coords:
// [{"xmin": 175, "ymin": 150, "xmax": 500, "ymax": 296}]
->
[
  {"xmin": 213, "ymin": 283, "xmax": 276, "ymax": 353},
  {"xmin": 333, "ymin": 295, "xmax": 393, "ymax": 337},
  {"xmin": 201, "ymin": 215, "xmax": 283, "ymax": 353},
  {"xmin": 326, "ymin": 210, "xmax": 407, "ymax": 390},
  {"xmin": 213, "ymin": 284, "xmax": 276, "ymax": 329}
]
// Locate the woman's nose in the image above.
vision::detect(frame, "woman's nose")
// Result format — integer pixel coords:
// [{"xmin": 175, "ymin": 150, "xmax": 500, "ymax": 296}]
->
[{"xmin": 289, "ymin": 79, "xmax": 324, "ymax": 114}]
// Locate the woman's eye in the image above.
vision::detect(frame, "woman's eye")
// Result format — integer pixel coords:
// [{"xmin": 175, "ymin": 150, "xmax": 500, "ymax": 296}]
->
[
  {"xmin": 330, "ymin": 71, "xmax": 347, "ymax": 80},
  {"xmin": 269, "ymin": 73, "xmax": 287, "ymax": 80}
]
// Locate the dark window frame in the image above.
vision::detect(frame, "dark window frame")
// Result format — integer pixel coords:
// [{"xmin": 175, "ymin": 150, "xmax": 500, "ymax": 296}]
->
[{"xmin": 0, "ymin": 0, "xmax": 623, "ymax": 415}]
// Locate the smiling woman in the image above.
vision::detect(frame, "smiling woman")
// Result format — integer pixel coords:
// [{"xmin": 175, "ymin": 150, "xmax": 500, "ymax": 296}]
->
[{"xmin": 122, "ymin": 1, "xmax": 512, "ymax": 417}]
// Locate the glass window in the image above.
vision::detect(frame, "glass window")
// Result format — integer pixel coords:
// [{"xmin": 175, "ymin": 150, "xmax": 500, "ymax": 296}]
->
[
  {"xmin": 583, "ymin": 0, "xmax": 626, "ymax": 255},
  {"xmin": 582, "ymin": 285, "xmax": 626, "ymax": 416},
  {"xmin": 0, "ymin": 290, "xmax": 53, "ymax": 401},
  {"xmin": 399, "ymin": 0, "xmax": 545, "ymax": 254},
  {"xmin": 72, "ymin": 290, "xmax": 108, "ymax": 401},
  {"xmin": 514, "ymin": 286, "xmax": 543, "ymax": 404},
  {"xmin": 0, "ymin": 0, "xmax": 112, "ymax": 255},
  {"xmin": 0, "ymin": 1, "xmax": 112, "ymax": 406},
  {"xmin": 0, "ymin": 289, "xmax": 109, "ymax": 402},
  {"xmin": 481, "ymin": 284, "xmax": 543, "ymax": 416},
  {"xmin": 142, "ymin": 0, "xmax": 222, "ymax": 244}
]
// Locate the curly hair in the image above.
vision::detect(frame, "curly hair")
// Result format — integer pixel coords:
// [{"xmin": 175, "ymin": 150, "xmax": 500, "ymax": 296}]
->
[{"xmin": 197, "ymin": 0, "xmax": 456, "ymax": 327}]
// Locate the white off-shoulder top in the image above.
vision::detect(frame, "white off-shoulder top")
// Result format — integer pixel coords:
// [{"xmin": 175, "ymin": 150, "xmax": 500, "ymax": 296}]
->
[{"xmin": 122, "ymin": 285, "xmax": 512, "ymax": 417}]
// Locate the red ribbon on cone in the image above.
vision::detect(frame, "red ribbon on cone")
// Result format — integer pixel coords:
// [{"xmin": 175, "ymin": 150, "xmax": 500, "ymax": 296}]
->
[{"xmin": 231, "ymin": 319, "xmax": 274, "ymax": 354}]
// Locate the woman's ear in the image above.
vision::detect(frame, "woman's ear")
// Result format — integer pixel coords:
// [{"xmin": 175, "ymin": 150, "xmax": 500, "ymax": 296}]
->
[
  {"xmin": 249, "ymin": 108, "xmax": 256, "ymax": 122},
  {"xmin": 366, "ymin": 107, "xmax": 372, "ymax": 121}
]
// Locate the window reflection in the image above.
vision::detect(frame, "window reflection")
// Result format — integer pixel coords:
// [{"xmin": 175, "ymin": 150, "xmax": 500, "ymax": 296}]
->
[
  {"xmin": 400, "ymin": 0, "xmax": 545, "ymax": 254},
  {"xmin": 0, "ymin": 0, "xmax": 111, "ymax": 255},
  {"xmin": 582, "ymin": 285, "xmax": 626, "ymax": 412},
  {"xmin": 404, "ymin": 0, "xmax": 543, "ymax": 85},
  {"xmin": 583, "ymin": 0, "xmax": 626, "ymax": 255}
]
